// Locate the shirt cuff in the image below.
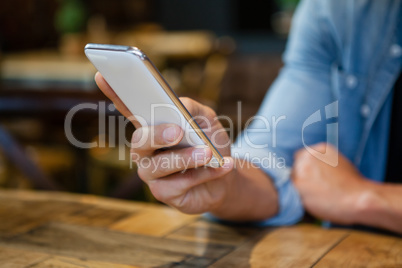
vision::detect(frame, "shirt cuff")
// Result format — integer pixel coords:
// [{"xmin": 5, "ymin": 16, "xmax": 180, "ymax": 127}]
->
[
  {"xmin": 257, "ymin": 167, "xmax": 304, "ymax": 226},
  {"xmin": 229, "ymin": 146, "xmax": 304, "ymax": 226}
]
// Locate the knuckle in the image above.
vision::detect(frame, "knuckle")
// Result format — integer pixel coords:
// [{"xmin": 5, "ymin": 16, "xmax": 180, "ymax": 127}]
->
[
  {"xmin": 294, "ymin": 155, "xmax": 311, "ymax": 173},
  {"xmin": 201, "ymin": 105, "xmax": 216, "ymax": 119},
  {"xmin": 179, "ymin": 97, "xmax": 199, "ymax": 116},
  {"xmin": 149, "ymin": 179, "xmax": 186, "ymax": 208},
  {"xmin": 131, "ymin": 128, "xmax": 144, "ymax": 146},
  {"xmin": 179, "ymin": 97, "xmax": 192, "ymax": 106},
  {"xmin": 148, "ymin": 181, "xmax": 164, "ymax": 202},
  {"xmin": 316, "ymin": 142, "xmax": 328, "ymax": 147},
  {"xmin": 295, "ymin": 148, "xmax": 309, "ymax": 160},
  {"xmin": 299, "ymin": 160, "xmax": 312, "ymax": 174},
  {"xmin": 130, "ymin": 150, "xmax": 140, "ymax": 162},
  {"xmin": 312, "ymin": 142, "xmax": 328, "ymax": 153},
  {"xmin": 155, "ymin": 152, "xmax": 176, "ymax": 172},
  {"xmin": 149, "ymin": 181, "xmax": 176, "ymax": 205},
  {"xmin": 137, "ymin": 167, "xmax": 148, "ymax": 181},
  {"xmin": 170, "ymin": 196, "xmax": 187, "ymax": 210},
  {"xmin": 181, "ymin": 168, "xmax": 196, "ymax": 181},
  {"xmin": 297, "ymin": 157, "xmax": 310, "ymax": 170},
  {"xmin": 205, "ymin": 106, "xmax": 217, "ymax": 117},
  {"xmin": 155, "ymin": 159, "xmax": 171, "ymax": 175},
  {"xmin": 137, "ymin": 158, "xmax": 153, "ymax": 176},
  {"xmin": 182, "ymin": 168, "xmax": 197, "ymax": 183},
  {"xmin": 293, "ymin": 166, "xmax": 304, "ymax": 180},
  {"xmin": 130, "ymin": 146, "xmax": 139, "ymax": 155}
]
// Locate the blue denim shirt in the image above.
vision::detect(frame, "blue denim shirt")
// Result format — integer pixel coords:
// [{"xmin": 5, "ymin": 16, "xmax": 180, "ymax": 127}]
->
[{"xmin": 231, "ymin": 0, "xmax": 402, "ymax": 225}]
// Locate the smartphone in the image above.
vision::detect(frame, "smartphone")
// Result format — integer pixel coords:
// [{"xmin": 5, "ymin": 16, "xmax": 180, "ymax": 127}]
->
[{"xmin": 84, "ymin": 43, "xmax": 223, "ymax": 168}]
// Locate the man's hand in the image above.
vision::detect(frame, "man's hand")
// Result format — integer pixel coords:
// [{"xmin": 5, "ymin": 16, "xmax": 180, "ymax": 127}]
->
[
  {"xmin": 95, "ymin": 72, "xmax": 234, "ymax": 214},
  {"xmin": 292, "ymin": 143, "xmax": 372, "ymax": 225},
  {"xmin": 95, "ymin": 72, "xmax": 279, "ymax": 221},
  {"xmin": 129, "ymin": 97, "xmax": 235, "ymax": 214}
]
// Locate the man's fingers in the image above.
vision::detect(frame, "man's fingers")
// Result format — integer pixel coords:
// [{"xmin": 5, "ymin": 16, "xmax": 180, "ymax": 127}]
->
[
  {"xmin": 131, "ymin": 124, "xmax": 184, "ymax": 158},
  {"xmin": 148, "ymin": 157, "xmax": 234, "ymax": 207},
  {"xmin": 95, "ymin": 72, "xmax": 141, "ymax": 128},
  {"xmin": 180, "ymin": 97, "xmax": 216, "ymax": 123},
  {"xmin": 136, "ymin": 145, "xmax": 213, "ymax": 181}
]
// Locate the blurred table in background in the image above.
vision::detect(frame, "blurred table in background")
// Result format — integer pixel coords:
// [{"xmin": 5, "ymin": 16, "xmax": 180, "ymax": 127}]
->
[
  {"xmin": 0, "ymin": 30, "xmax": 227, "ymax": 116},
  {"xmin": 0, "ymin": 50, "xmax": 97, "ymax": 91},
  {"xmin": 0, "ymin": 189, "xmax": 401, "ymax": 267},
  {"xmin": 0, "ymin": 30, "xmax": 232, "ymax": 195},
  {"xmin": 116, "ymin": 30, "xmax": 217, "ymax": 59},
  {"xmin": 0, "ymin": 30, "xmax": 220, "ymax": 91}
]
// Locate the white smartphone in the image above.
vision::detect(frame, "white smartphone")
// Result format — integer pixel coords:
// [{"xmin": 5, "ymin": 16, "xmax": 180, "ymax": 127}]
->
[{"xmin": 84, "ymin": 43, "xmax": 223, "ymax": 168}]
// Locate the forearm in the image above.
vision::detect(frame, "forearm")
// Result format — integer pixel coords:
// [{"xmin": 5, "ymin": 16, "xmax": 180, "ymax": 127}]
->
[
  {"xmin": 353, "ymin": 181, "xmax": 402, "ymax": 234},
  {"xmin": 209, "ymin": 158, "xmax": 279, "ymax": 222}
]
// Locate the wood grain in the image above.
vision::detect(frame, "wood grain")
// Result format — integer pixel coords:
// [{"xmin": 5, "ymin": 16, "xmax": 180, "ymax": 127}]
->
[
  {"xmin": 0, "ymin": 246, "xmax": 139, "ymax": 268},
  {"xmin": 0, "ymin": 246, "xmax": 49, "ymax": 268},
  {"xmin": 33, "ymin": 256, "xmax": 140, "ymax": 268},
  {"xmin": 211, "ymin": 225, "xmax": 349, "ymax": 268},
  {"xmin": 0, "ymin": 222, "xmax": 234, "ymax": 267},
  {"xmin": 166, "ymin": 219, "xmax": 262, "ymax": 246},
  {"xmin": 0, "ymin": 198, "xmax": 132, "ymax": 237},
  {"xmin": 110, "ymin": 206, "xmax": 198, "ymax": 237},
  {"xmin": 0, "ymin": 189, "xmax": 401, "ymax": 267},
  {"xmin": 315, "ymin": 230, "xmax": 402, "ymax": 268}
]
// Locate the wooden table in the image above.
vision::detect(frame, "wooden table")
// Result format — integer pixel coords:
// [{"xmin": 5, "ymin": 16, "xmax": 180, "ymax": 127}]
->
[{"xmin": 0, "ymin": 190, "xmax": 401, "ymax": 267}]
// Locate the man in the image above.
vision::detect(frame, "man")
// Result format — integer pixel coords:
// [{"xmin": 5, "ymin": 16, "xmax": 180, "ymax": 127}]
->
[{"xmin": 96, "ymin": 0, "xmax": 402, "ymax": 234}]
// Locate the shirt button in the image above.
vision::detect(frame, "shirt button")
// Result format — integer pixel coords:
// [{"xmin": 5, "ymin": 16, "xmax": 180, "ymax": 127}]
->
[
  {"xmin": 390, "ymin": 44, "xmax": 402, "ymax": 57},
  {"xmin": 361, "ymin": 104, "xmax": 371, "ymax": 118},
  {"xmin": 346, "ymin": 75, "xmax": 358, "ymax": 89}
]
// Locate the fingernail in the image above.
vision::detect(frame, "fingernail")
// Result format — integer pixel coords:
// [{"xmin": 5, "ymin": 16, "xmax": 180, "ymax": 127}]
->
[
  {"xmin": 163, "ymin": 126, "xmax": 178, "ymax": 143},
  {"xmin": 222, "ymin": 157, "xmax": 233, "ymax": 169}
]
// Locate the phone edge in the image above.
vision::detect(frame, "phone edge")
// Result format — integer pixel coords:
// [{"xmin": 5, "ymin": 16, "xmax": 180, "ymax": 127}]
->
[{"xmin": 137, "ymin": 51, "xmax": 225, "ymax": 167}]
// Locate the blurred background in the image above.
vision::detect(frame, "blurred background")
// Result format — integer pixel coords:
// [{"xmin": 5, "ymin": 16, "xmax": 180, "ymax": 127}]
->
[{"xmin": 0, "ymin": 0, "xmax": 298, "ymax": 200}]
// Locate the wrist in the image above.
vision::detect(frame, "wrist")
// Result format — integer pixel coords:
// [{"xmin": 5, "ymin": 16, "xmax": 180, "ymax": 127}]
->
[
  {"xmin": 351, "ymin": 179, "xmax": 384, "ymax": 225},
  {"xmin": 208, "ymin": 168, "xmax": 239, "ymax": 218},
  {"xmin": 208, "ymin": 160, "xmax": 279, "ymax": 222}
]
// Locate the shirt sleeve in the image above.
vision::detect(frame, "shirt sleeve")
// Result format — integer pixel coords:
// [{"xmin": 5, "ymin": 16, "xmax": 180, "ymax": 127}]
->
[
  {"xmin": 231, "ymin": 144, "xmax": 304, "ymax": 226},
  {"xmin": 228, "ymin": 0, "xmax": 338, "ymax": 226}
]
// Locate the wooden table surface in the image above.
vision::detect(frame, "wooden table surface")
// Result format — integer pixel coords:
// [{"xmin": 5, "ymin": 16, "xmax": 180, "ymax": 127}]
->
[{"xmin": 0, "ymin": 190, "xmax": 401, "ymax": 268}]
